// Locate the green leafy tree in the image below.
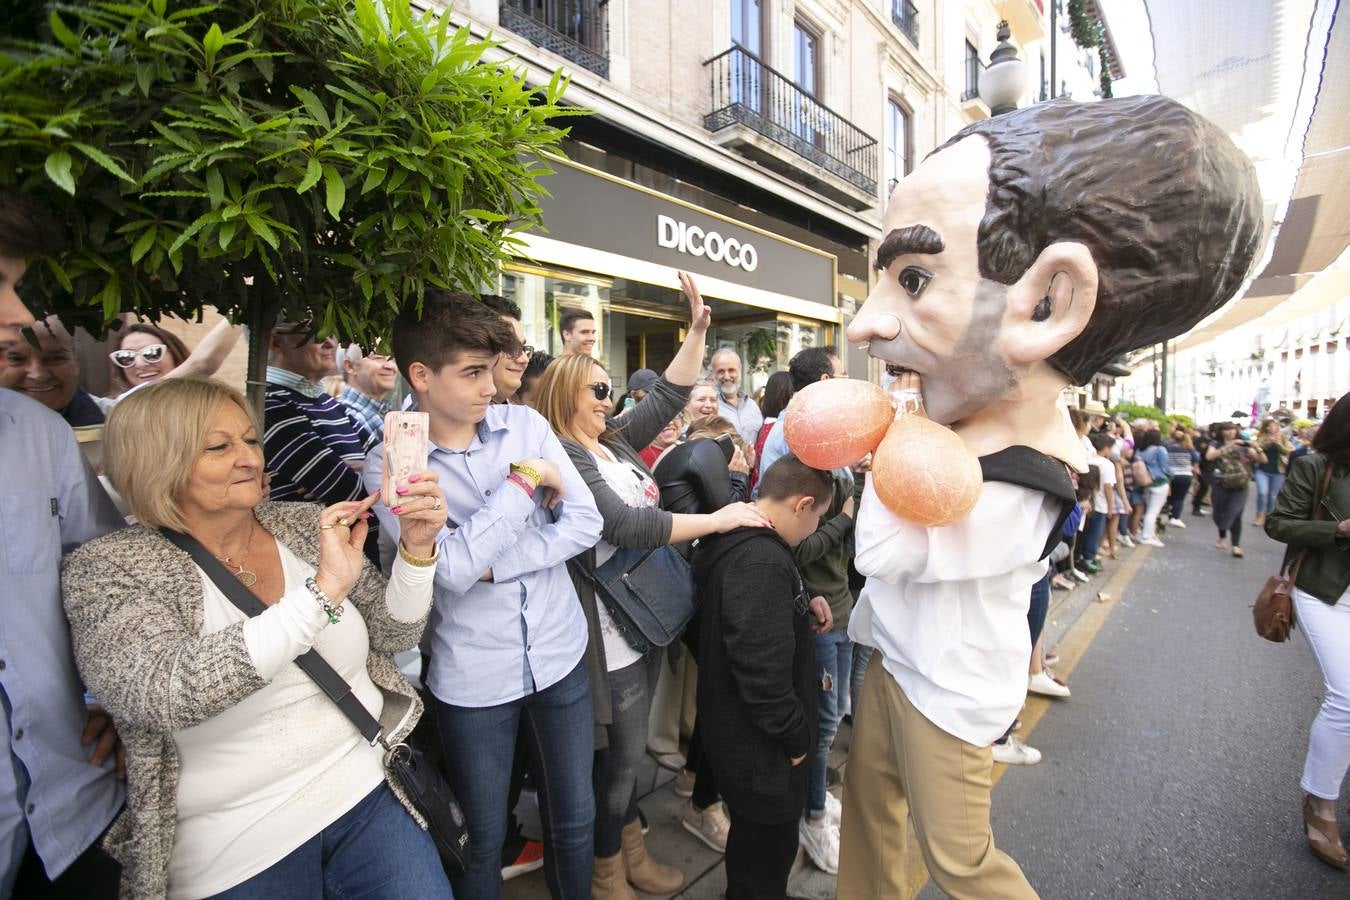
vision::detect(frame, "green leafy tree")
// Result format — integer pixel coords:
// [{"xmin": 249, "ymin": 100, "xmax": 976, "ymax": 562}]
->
[{"xmin": 0, "ymin": 0, "xmax": 581, "ymax": 404}]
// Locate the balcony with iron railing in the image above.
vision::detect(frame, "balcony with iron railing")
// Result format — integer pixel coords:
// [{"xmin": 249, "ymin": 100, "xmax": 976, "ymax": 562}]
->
[
  {"xmin": 891, "ymin": 0, "xmax": 919, "ymax": 46},
  {"xmin": 499, "ymin": 0, "xmax": 609, "ymax": 79},
  {"xmin": 703, "ymin": 45, "xmax": 878, "ymax": 208}
]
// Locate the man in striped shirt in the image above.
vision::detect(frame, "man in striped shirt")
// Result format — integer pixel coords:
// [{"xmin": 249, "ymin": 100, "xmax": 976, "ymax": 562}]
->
[
  {"xmin": 264, "ymin": 322, "xmax": 377, "ymax": 505},
  {"xmin": 337, "ymin": 344, "xmax": 397, "ymax": 441}
]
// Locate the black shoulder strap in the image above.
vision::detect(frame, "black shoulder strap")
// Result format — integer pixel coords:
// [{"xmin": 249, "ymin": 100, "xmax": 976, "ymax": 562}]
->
[
  {"xmin": 162, "ymin": 528, "xmax": 384, "ymax": 746},
  {"xmin": 979, "ymin": 446, "xmax": 1077, "ymax": 561}
]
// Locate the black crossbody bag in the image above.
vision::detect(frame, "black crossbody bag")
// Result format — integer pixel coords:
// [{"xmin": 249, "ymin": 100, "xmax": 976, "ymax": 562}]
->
[{"xmin": 163, "ymin": 529, "xmax": 470, "ymax": 874}]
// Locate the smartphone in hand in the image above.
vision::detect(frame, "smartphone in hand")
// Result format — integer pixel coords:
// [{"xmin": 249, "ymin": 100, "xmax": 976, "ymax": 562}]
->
[{"xmin": 382, "ymin": 411, "xmax": 430, "ymax": 505}]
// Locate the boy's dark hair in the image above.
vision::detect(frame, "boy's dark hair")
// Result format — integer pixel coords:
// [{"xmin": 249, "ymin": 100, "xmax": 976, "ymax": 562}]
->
[
  {"xmin": 559, "ymin": 307, "xmax": 594, "ymax": 336},
  {"xmin": 0, "ymin": 191, "xmax": 63, "ymax": 259},
  {"xmin": 479, "ymin": 293, "xmax": 521, "ymax": 321},
  {"xmin": 520, "ymin": 350, "xmax": 554, "ymax": 395},
  {"xmin": 391, "ymin": 289, "xmax": 517, "ymax": 382},
  {"xmin": 787, "ymin": 346, "xmax": 838, "ymax": 391},
  {"xmin": 757, "ymin": 455, "xmax": 834, "ymax": 508},
  {"xmin": 1089, "ymin": 432, "xmax": 1114, "ymax": 452},
  {"xmin": 1077, "ymin": 466, "xmax": 1100, "ymax": 501}
]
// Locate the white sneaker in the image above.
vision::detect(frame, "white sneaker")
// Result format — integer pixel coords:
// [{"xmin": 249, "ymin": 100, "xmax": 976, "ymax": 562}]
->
[
  {"xmin": 1139, "ymin": 536, "xmax": 1165, "ymax": 547},
  {"xmin": 798, "ymin": 815, "xmax": 840, "ymax": 875},
  {"xmin": 824, "ymin": 791, "xmax": 842, "ymax": 824},
  {"xmin": 1118, "ymin": 533, "xmax": 1135, "ymax": 548},
  {"xmin": 1028, "ymin": 670, "xmax": 1071, "ymax": 698},
  {"xmin": 1168, "ymin": 517, "xmax": 1187, "ymax": 529},
  {"xmin": 991, "ymin": 735, "xmax": 1042, "ymax": 765},
  {"xmin": 682, "ymin": 801, "xmax": 729, "ymax": 853},
  {"xmin": 1071, "ymin": 568, "xmax": 1091, "ymax": 582}
]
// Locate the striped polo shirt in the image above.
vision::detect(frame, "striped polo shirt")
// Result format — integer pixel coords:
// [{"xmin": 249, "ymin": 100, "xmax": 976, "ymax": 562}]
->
[{"xmin": 264, "ymin": 367, "xmax": 377, "ymax": 505}]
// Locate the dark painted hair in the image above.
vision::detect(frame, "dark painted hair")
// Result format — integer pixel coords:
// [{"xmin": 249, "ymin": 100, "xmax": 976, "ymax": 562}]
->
[
  {"xmin": 392, "ymin": 289, "xmax": 517, "ymax": 382},
  {"xmin": 1313, "ymin": 392, "xmax": 1350, "ymax": 465},
  {"xmin": 757, "ymin": 454, "xmax": 833, "ymax": 507},
  {"xmin": 787, "ymin": 346, "xmax": 838, "ymax": 392},
  {"xmin": 936, "ymin": 95, "xmax": 1264, "ymax": 384},
  {"xmin": 759, "ymin": 371, "xmax": 794, "ymax": 420},
  {"xmin": 479, "ymin": 294, "xmax": 521, "ymax": 321}
]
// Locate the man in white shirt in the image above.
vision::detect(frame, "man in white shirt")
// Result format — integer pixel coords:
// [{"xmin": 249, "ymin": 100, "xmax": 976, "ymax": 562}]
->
[{"xmin": 837, "ymin": 96, "xmax": 1264, "ymax": 898}]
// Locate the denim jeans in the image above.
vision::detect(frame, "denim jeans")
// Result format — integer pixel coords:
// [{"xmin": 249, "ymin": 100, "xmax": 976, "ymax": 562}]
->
[
  {"xmin": 1027, "ymin": 573, "xmax": 1050, "ymax": 648},
  {"xmin": 850, "ymin": 643, "xmax": 874, "ymax": 722},
  {"xmin": 807, "ymin": 629, "xmax": 852, "ymax": 816},
  {"xmin": 1254, "ymin": 469, "xmax": 1286, "ymax": 515},
  {"xmin": 210, "ymin": 784, "xmax": 452, "ymax": 899},
  {"xmin": 433, "ymin": 660, "xmax": 594, "ymax": 900},
  {"xmin": 1078, "ymin": 512, "xmax": 1107, "ymax": 562},
  {"xmin": 593, "ymin": 653, "xmax": 658, "ymax": 857}
]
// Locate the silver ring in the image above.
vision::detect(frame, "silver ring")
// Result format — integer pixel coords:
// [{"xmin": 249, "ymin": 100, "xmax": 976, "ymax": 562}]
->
[{"xmin": 431, "ymin": 497, "xmax": 442, "ymax": 510}]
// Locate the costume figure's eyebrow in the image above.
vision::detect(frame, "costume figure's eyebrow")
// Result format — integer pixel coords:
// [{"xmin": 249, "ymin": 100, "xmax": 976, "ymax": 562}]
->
[{"xmin": 874, "ymin": 224, "xmax": 945, "ymax": 271}]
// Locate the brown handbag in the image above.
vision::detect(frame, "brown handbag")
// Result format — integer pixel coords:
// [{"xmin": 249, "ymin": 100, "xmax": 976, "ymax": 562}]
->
[{"xmin": 1253, "ymin": 461, "xmax": 1335, "ymax": 642}]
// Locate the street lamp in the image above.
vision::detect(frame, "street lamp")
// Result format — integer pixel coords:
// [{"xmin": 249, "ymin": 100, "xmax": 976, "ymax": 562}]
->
[{"xmin": 978, "ymin": 20, "xmax": 1028, "ymax": 116}]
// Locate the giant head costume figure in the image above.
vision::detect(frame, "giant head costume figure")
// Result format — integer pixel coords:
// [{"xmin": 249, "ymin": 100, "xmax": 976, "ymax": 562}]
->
[{"xmin": 842, "ymin": 94, "xmax": 1263, "ymax": 477}]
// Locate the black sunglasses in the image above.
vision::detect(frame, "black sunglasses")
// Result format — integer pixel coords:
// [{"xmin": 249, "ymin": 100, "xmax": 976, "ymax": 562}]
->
[{"xmin": 588, "ymin": 382, "xmax": 613, "ymax": 401}]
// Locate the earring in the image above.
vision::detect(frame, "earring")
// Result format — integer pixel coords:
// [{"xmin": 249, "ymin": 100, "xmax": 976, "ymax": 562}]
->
[{"xmin": 1032, "ymin": 296, "xmax": 1053, "ymax": 322}]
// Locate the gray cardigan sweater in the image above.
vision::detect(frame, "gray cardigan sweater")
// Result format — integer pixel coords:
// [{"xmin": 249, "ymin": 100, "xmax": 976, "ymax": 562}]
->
[
  {"xmin": 61, "ymin": 501, "xmax": 429, "ymax": 900},
  {"xmin": 562, "ymin": 375, "xmax": 692, "ymax": 744}
]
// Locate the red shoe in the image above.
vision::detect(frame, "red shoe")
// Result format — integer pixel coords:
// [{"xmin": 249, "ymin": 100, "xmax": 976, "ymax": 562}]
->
[{"xmin": 502, "ymin": 839, "xmax": 545, "ymax": 881}]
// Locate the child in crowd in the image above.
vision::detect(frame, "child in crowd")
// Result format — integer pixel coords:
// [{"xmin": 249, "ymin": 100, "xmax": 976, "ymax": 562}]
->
[{"xmin": 692, "ymin": 456, "xmax": 834, "ymax": 900}]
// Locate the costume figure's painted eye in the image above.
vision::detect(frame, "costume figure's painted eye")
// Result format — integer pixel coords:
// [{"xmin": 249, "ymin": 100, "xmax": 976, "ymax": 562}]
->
[{"xmin": 898, "ymin": 266, "xmax": 933, "ymax": 298}]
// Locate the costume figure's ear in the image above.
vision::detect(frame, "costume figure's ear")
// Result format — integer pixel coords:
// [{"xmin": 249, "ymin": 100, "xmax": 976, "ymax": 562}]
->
[{"xmin": 1000, "ymin": 241, "xmax": 1099, "ymax": 367}]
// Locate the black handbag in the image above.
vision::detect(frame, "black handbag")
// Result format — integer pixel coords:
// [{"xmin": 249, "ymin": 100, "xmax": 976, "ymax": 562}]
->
[
  {"xmin": 162, "ymin": 529, "xmax": 470, "ymax": 875},
  {"xmin": 581, "ymin": 544, "xmax": 696, "ymax": 653}
]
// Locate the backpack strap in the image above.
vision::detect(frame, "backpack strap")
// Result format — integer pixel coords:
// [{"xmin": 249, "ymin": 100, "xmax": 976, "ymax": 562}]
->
[{"xmin": 979, "ymin": 446, "xmax": 1077, "ymax": 561}]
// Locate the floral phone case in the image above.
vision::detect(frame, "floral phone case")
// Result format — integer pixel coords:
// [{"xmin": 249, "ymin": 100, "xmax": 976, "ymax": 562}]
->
[{"xmin": 382, "ymin": 411, "xmax": 429, "ymax": 504}]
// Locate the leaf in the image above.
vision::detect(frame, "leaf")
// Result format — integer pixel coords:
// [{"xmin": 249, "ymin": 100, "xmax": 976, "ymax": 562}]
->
[
  {"xmin": 297, "ymin": 156, "xmax": 322, "ymax": 193},
  {"xmin": 322, "ymin": 164, "xmax": 345, "ymax": 219},
  {"xmin": 290, "ymin": 85, "xmax": 331, "ymax": 130},
  {"xmin": 70, "ymin": 142, "xmax": 135, "ymax": 183},
  {"xmin": 44, "ymin": 257, "xmax": 73, "ymax": 293},
  {"xmin": 218, "ymin": 220, "xmax": 237, "ymax": 251},
  {"xmin": 244, "ymin": 213, "xmax": 280, "ymax": 250},
  {"xmin": 205, "ymin": 167, "xmax": 224, "ymax": 207},
  {"xmin": 202, "ymin": 23, "xmax": 225, "ymax": 66},
  {"xmin": 44, "ymin": 150, "xmax": 76, "ymax": 195},
  {"xmin": 130, "ymin": 228, "xmax": 157, "ymax": 264},
  {"xmin": 48, "ymin": 11, "xmax": 80, "ymax": 52}
]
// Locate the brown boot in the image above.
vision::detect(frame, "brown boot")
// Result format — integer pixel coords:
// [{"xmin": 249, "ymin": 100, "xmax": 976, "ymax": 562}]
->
[
  {"xmin": 621, "ymin": 818, "xmax": 684, "ymax": 894},
  {"xmin": 592, "ymin": 852, "xmax": 637, "ymax": 900}
]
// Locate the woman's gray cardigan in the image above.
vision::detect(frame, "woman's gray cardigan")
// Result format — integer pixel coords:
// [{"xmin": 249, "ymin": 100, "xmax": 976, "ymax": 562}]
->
[
  {"xmin": 562, "ymin": 376, "xmax": 692, "ymax": 748},
  {"xmin": 60, "ymin": 501, "xmax": 429, "ymax": 900}
]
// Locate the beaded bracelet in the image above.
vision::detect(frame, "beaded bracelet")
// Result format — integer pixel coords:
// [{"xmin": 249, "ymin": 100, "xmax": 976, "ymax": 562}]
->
[
  {"xmin": 305, "ymin": 577, "xmax": 344, "ymax": 625},
  {"xmin": 507, "ymin": 472, "xmax": 538, "ymax": 498}
]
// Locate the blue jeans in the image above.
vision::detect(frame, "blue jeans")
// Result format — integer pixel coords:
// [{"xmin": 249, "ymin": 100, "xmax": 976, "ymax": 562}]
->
[
  {"xmin": 850, "ymin": 643, "xmax": 874, "ymax": 723},
  {"xmin": 210, "ymin": 784, "xmax": 452, "ymax": 899},
  {"xmin": 807, "ymin": 629, "xmax": 852, "ymax": 817},
  {"xmin": 1078, "ymin": 512, "xmax": 1107, "ymax": 562},
  {"xmin": 433, "ymin": 660, "xmax": 594, "ymax": 900},
  {"xmin": 1254, "ymin": 469, "xmax": 1286, "ymax": 515},
  {"xmin": 593, "ymin": 653, "xmax": 658, "ymax": 857}
]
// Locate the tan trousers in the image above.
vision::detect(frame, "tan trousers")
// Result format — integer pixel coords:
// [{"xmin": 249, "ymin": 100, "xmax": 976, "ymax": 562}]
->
[
  {"xmin": 838, "ymin": 655, "xmax": 1038, "ymax": 900},
  {"xmin": 646, "ymin": 651, "xmax": 697, "ymax": 756}
]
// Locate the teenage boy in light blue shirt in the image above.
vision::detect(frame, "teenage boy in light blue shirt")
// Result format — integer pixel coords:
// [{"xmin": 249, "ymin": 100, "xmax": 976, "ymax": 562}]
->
[{"xmin": 365, "ymin": 289, "xmax": 603, "ymax": 899}]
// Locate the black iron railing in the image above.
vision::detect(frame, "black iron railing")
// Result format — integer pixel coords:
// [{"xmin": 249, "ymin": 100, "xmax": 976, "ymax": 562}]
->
[
  {"xmin": 703, "ymin": 46, "xmax": 877, "ymax": 195},
  {"xmin": 891, "ymin": 0, "xmax": 919, "ymax": 46},
  {"xmin": 962, "ymin": 55, "xmax": 985, "ymax": 102},
  {"xmin": 499, "ymin": 0, "xmax": 609, "ymax": 78}
]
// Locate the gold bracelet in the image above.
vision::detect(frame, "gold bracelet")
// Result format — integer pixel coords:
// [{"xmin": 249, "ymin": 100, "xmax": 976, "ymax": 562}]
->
[
  {"xmin": 509, "ymin": 462, "xmax": 543, "ymax": 487},
  {"xmin": 398, "ymin": 541, "xmax": 438, "ymax": 568}
]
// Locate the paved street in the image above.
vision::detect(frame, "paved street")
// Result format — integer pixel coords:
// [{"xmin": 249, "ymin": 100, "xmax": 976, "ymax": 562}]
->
[{"xmin": 505, "ymin": 498, "xmax": 1349, "ymax": 899}]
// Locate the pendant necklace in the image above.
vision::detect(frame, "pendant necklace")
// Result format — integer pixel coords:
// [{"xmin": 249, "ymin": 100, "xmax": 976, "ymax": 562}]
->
[{"xmin": 215, "ymin": 522, "xmax": 258, "ymax": 587}]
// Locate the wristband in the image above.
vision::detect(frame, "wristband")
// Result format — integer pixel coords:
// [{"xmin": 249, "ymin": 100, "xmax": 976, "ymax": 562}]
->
[
  {"xmin": 509, "ymin": 462, "xmax": 543, "ymax": 487},
  {"xmin": 398, "ymin": 541, "xmax": 438, "ymax": 568},
  {"xmin": 507, "ymin": 472, "xmax": 537, "ymax": 499},
  {"xmin": 305, "ymin": 577, "xmax": 344, "ymax": 625}
]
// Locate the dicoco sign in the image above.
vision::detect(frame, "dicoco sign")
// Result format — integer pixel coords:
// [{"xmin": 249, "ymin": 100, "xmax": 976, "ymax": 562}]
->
[{"xmin": 656, "ymin": 214, "xmax": 759, "ymax": 272}]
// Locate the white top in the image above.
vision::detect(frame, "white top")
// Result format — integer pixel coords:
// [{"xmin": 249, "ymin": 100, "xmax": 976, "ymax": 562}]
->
[
  {"xmin": 848, "ymin": 477, "xmax": 1060, "ymax": 747},
  {"xmin": 1090, "ymin": 455, "xmax": 1117, "ymax": 513},
  {"xmin": 589, "ymin": 447, "xmax": 660, "ymax": 671},
  {"xmin": 167, "ymin": 543, "xmax": 434, "ymax": 899}
]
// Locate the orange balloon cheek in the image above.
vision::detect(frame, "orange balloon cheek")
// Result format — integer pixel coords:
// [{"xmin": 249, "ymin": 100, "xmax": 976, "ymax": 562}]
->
[
  {"xmin": 784, "ymin": 379, "xmax": 893, "ymax": 470},
  {"xmin": 871, "ymin": 413, "xmax": 983, "ymax": 527}
]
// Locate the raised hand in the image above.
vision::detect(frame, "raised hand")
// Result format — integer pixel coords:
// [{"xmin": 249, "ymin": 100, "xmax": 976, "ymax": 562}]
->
[
  {"xmin": 390, "ymin": 470, "xmax": 447, "ymax": 558},
  {"xmin": 314, "ymin": 492, "xmax": 380, "ymax": 602},
  {"xmin": 677, "ymin": 270, "xmax": 711, "ymax": 332}
]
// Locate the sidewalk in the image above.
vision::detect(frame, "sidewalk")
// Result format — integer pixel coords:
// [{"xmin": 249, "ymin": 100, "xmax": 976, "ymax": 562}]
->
[{"xmin": 501, "ymin": 540, "xmax": 1139, "ymax": 899}]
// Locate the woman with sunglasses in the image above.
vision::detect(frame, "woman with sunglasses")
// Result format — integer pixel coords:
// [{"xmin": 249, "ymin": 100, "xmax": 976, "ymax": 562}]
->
[
  {"xmin": 532, "ymin": 272, "xmax": 769, "ymax": 900},
  {"xmin": 108, "ymin": 319, "xmax": 241, "ymax": 397}
]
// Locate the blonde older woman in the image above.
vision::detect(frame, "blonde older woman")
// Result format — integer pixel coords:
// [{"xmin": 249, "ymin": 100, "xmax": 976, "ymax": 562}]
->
[{"xmin": 61, "ymin": 378, "xmax": 452, "ymax": 900}]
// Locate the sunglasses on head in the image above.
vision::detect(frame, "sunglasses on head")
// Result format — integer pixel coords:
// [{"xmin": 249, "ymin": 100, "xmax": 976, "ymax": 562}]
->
[
  {"xmin": 588, "ymin": 382, "xmax": 613, "ymax": 401},
  {"xmin": 109, "ymin": 343, "xmax": 168, "ymax": 368}
]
